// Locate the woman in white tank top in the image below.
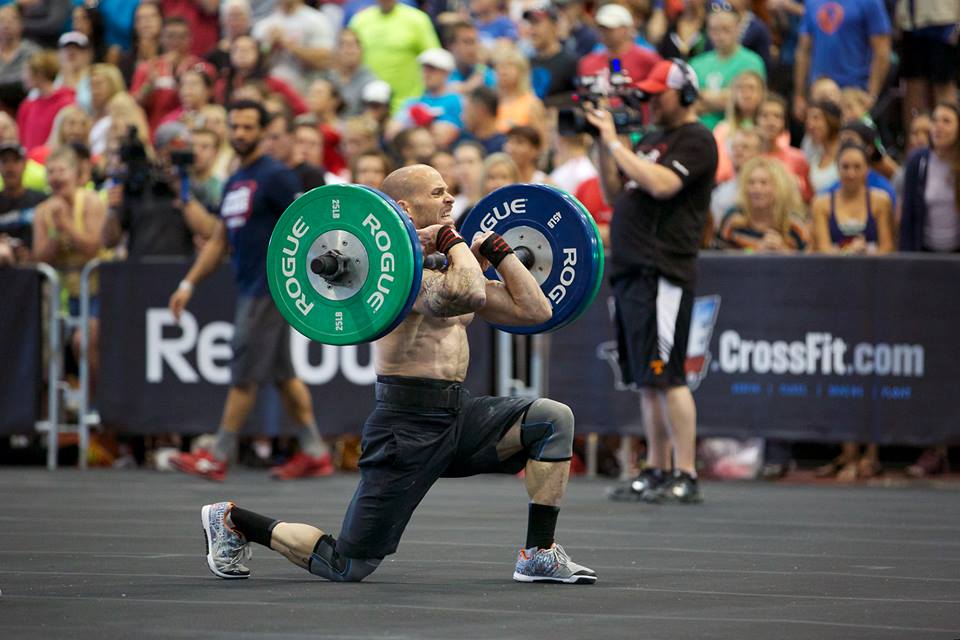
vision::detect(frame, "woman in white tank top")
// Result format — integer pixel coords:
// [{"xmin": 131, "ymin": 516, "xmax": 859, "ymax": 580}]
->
[{"xmin": 804, "ymin": 100, "xmax": 842, "ymax": 194}]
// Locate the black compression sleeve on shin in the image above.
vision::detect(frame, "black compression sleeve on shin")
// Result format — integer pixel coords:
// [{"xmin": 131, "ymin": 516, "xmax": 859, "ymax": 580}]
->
[
  {"xmin": 229, "ymin": 506, "xmax": 278, "ymax": 548},
  {"xmin": 525, "ymin": 503, "xmax": 560, "ymax": 550}
]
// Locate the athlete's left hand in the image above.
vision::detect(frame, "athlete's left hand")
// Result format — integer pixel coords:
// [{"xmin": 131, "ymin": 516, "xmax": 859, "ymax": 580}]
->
[{"xmin": 470, "ymin": 231, "xmax": 493, "ymax": 271}]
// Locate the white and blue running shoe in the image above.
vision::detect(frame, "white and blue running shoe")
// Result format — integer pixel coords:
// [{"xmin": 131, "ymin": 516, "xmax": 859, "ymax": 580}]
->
[
  {"xmin": 513, "ymin": 544, "xmax": 597, "ymax": 584},
  {"xmin": 201, "ymin": 502, "xmax": 252, "ymax": 579}
]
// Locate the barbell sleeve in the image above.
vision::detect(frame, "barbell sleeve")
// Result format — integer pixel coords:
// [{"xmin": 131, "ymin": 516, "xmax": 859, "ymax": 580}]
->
[
  {"xmin": 310, "ymin": 254, "xmax": 341, "ymax": 278},
  {"xmin": 514, "ymin": 246, "xmax": 534, "ymax": 269}
]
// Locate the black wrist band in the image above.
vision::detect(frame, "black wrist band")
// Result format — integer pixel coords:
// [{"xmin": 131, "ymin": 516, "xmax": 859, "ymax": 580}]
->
[
  {"xmin": 479, "ymin": 232, "xmax": 514, "ymax": 268},
  {"xmin": 435, "ymin": 225, "xmax": 465, "ymax": 254}
]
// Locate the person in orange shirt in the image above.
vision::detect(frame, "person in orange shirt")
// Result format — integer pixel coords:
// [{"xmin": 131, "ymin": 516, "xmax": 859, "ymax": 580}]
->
[
  {"xmin": 493, "ymin": 47, "xmax": 546, "ymax": 146},
  {"xmin": 757, "ymin": 92, "xmax": 812, "ymax": 201}
]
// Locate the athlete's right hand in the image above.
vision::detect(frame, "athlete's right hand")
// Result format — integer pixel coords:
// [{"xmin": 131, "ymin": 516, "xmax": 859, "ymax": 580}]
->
[
  {"xmin": 169, "ymin": 287, "xmax": 192, "ymax": 322},
  {"xmin": 417, "ymin": 224, "xmax": 448, "ymax": 255}
]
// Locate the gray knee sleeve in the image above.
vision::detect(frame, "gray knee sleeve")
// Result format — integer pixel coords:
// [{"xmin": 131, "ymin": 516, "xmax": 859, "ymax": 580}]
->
[
  {"xmin": 520, "ymin": 399, "xmax": 574, "ymax": 462},
  {"xmin": 308, "ymin": 535, "xmax": 381, "ymax": 582}
]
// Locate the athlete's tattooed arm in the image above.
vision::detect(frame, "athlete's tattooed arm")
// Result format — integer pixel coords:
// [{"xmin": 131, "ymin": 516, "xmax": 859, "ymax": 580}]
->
[{"xmin": 414, "ymin": 245, "xmax": 487, "ymax": 317}]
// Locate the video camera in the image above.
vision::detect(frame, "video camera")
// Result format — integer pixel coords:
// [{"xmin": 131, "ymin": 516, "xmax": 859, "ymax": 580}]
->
[
  {"xmin": 115, "ymin": 125, "xmax": 195, "ymax": 198},
  {"xmin": 557, "ymin": 59, "xmax": 647, "ymax": 137},
  {"xmin": 116, "ymin": 125, "xmax": 151, "ymax": 195}
]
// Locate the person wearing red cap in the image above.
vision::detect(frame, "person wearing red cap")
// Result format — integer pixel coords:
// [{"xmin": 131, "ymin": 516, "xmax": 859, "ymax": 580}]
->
[{"xmin": 586, "ymin": 58, "xmax": 717, "ymax": 505}]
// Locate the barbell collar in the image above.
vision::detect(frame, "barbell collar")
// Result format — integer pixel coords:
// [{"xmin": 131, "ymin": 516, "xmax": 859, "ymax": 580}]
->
[{"xmin": 310, "ymin": 251, "xmax": 353, "ymax": 282}]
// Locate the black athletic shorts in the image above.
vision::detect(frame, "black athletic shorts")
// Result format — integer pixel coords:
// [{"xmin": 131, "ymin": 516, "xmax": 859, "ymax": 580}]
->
[
  {"xmin": 900, "ymin": 30, "xmax": 959, "ymax": 84},
  {"xmin": 335, "ymin": 376, "xmax": 533, "ymax": 559},
  {"xmin": 230, "ymin": 295, "xmax": 295, "ymax": 386},
  {"xmin": 612, "ymin": 269, "xmax": 693, "ymax": 390}
]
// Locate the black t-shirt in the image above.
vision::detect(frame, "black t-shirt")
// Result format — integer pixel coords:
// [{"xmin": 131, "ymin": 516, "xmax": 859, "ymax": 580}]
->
[
  {"xmin": 657, "ymin": 23, "xmax": 708, "ymax": 61},
  {"xmin": 0, "ymin": 188, "xmax": 45, "ymax": 249},
  {"xmin": 118, "ymin": 180, "xmax": 195, "ymax": 259},
  {"xmin": 531, "ymin": 49, "xmax": 578, "ymax": 102},
  {"xmin": 609, "ymin": 122, "xmax": 718, "ymax": 287}
]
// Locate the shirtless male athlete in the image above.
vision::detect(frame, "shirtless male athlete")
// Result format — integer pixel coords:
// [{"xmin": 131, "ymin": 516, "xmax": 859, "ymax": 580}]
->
[{"xmin": 199, "ymin": 164, "xmax": 598, "ymax": 584}]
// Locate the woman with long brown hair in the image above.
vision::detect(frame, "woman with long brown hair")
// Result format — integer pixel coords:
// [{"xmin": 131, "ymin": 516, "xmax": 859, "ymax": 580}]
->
[
  {"xmin": 811, "ymin": 142, "xmax": 895, "ymax": 255},
  {"xmin": 214, "ymin": 36, "xmax": 307, "ymax": 116},
  {"xmin": 117, "ymin": 0, "xmax": 162, "ymax": 86},
  {"xmin": 900, "ymin": 102, "xmax": 960, "ymax": 253}
]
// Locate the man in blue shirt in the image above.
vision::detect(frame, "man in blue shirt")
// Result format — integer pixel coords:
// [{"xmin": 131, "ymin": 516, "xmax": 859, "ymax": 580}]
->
[
  {"xmin": 793, "ymin": 0, "xmax": 892, "ymax": 120},
  {"xmin": 167, "ymin": 100, "xmax": 332, "ymax": 482},
  {"xmin": 446, "ymin": 20, "xmax": 496, "ymax": 94},
  {"xmin": 470, "ymin": 0, "xmax": 517, "ymax": 48},
  {"xmin": 394, "ymin": 48, "xmax": 464, "ymax": 148}
]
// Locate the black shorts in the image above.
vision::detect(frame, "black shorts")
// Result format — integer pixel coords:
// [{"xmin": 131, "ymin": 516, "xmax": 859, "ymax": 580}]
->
[
  {"xmin": 900, "ymin": 30, "xmax": 959, "ymax": 84},
  {"xmin": 230, "ymin": 295, "xmax": 295, "ymax": 386},
  {"xmin": 335, "ymin": 376, "xmax": 533, "ymax": 559},
  {"xmin": 612, "ymin": 269, "xmax": 693, "ymax": 390}
]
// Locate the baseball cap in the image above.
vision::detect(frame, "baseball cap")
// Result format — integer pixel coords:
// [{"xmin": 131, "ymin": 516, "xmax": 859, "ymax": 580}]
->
[
  {"xmin": 58, "ymin": 31, "xmax": 90, "ymax": 49},
  {"xmin": 407, "ymin": 103, "xmax": 443, "ymax": 127},
  {"xmin": 595, "ymin": 4, "xmax": 633, "ymax": 29},
  {"xmin": 840, "ymin": 118, "xmax": 887, "ymax": 155},
  {"xmin": 523, "ymin": 5, "xmax": 558, "ymax": 21},
  {"xmin": 0, "ymin": 142, "xmax": 25, "ymax": 158},
  {"xmin": 416, "ymin": 48, "xmax": 455, "ymax": 72},
  {"xmin": 635, "ymin": 59, "xmax": 699, "ymax": 95},
  {"xmin": 361, "ymin": 80, "xmax": 391, "ymax": 105}
]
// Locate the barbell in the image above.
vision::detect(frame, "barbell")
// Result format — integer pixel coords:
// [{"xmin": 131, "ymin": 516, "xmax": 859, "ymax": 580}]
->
[{"xmin": 266, "ymin": 183, "xmax": 604, "ymax": 345}]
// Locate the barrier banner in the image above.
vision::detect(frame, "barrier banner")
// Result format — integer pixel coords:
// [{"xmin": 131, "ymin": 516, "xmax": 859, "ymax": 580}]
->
[
  {"xmin": 550, "ymin": 255, "xmax": 960, "ymax": 445},
  {"xmin": 0, "ymin": 268, "xmax": 41, "ymax": 434},
  {"xmin": 97, "ymin": 260, "xmax": 492, "ymax": 435}
]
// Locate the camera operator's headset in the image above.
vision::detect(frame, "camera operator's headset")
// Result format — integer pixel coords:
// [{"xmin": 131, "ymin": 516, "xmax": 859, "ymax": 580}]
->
[{"xmin": 669, "ymin": 58, "xmax": 700, "ymax": 107}]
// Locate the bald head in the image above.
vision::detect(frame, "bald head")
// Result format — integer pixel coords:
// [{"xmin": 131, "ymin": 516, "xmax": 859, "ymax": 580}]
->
[
  {"xmin": 381, "ymin": 164, "xmax": 436, "ymax": 203},
  {"xmin": 380, "ymin": 164, "xmax": 454, "ymax": 228}
]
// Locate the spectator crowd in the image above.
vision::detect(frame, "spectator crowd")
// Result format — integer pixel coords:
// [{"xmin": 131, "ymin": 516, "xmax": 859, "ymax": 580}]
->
[{"xmin": 0, "ymin": 0, "xmax": 957, "ymax": 479}]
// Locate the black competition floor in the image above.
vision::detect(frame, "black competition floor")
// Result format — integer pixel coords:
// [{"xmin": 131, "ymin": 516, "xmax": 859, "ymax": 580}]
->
[{"xmin": 1, "ymin": 469, "xmax": 959, "ymax": 640}]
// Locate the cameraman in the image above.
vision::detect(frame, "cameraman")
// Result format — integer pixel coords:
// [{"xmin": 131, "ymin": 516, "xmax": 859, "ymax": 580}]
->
[
  {"xmin": 102, "ymin": 122, "xmax": 217, "ymax": 258},
  {"xmin": 586, "ymin": 59, "xmax": 717, "ymax": 505}
]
